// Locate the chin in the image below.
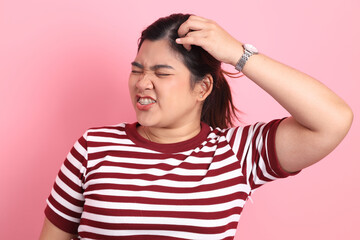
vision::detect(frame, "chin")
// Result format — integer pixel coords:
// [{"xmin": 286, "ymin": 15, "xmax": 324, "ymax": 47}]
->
[{"xmin": 136, "ymin": 116, "xmax": 156, "ymax": 127}]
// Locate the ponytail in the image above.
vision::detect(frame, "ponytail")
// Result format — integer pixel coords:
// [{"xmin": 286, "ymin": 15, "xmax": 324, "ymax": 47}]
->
[{"xmin": 201, "ymin": 70, "xmax": 242, "ymax": 129}]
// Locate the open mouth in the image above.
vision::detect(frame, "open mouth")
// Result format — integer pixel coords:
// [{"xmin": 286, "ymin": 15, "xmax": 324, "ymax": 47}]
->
[{"xmin": 137, "ymin": 97, "xmax": 156, "ymax": 105}]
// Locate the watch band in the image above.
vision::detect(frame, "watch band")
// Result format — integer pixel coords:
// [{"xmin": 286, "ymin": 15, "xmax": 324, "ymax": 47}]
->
[{"xmin": 235, "ymin": 44, "xmax": 258, "ymax": 72}]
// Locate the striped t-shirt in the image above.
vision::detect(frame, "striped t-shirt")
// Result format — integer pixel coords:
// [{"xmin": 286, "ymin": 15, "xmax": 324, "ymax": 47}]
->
[{"xmin": 45, "ymin": 119, "xmax": 298, "ymax": 239}]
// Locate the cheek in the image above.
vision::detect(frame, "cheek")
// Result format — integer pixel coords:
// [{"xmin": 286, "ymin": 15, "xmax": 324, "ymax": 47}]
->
[
  {"xmin": 128, "ymin": 77, "xmax": 138, "ymax": 106},
  {"xmin": 163, "ymin": 82, "xmax": 195, "ymax": 106},
  {"xmin": 128, "ymin": 77, "xmax": 136, "ymax": 93}
]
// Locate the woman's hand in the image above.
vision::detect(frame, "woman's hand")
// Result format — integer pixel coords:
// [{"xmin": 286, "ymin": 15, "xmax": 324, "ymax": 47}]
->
[{"xmin": 176, "ymin": 15, "xmax": 244, "ymax": 66}]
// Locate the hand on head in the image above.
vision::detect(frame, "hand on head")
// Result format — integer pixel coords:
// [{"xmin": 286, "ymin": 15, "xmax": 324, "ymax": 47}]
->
[{"xmin": 176, "ymin": 15, "xmax": 244, "ymax": 66}]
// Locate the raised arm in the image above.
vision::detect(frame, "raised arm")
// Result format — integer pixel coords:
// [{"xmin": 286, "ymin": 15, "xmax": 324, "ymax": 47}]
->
[{"xmin": 176, "ymin": 15, "xmax": 353, "ymax": 173}]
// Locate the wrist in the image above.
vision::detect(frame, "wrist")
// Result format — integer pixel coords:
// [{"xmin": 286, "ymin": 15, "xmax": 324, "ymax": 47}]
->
[
  {"xmin": 234, "ymin": 43, "xmax": 259, "ymax": 72},
  {"xmin": 230, "ymin": 42, "xmax": 244, "ymax": 66}
]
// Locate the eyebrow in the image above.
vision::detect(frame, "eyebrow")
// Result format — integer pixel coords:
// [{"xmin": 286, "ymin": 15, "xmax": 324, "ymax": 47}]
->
[{"xmin": 131, "ymin": 61, "xmax": 175, "ymax": 70}]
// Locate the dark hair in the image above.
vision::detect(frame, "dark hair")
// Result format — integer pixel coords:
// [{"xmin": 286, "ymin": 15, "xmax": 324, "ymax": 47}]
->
[{"xmin": 138, "ymin": 13, "xmax": 240, "ymax": 129}]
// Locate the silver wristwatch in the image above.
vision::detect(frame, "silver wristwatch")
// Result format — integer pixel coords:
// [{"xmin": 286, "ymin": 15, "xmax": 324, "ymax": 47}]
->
[{"xmin": 235, "ymin": 44, "xmax": 258, "ymax": 72}]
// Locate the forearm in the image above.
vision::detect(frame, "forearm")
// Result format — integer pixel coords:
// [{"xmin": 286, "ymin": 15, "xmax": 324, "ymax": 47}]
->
[
  {"xmin": 176, "ymin": 15, "xmax": 353, "ymax": 171},
  {"xmin": 240, "ymin": 52, "xmax": 353, "ymax": 134}
]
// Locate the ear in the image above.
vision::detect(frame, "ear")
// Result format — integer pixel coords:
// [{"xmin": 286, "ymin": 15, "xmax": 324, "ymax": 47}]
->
[{"xmin": 196, "ymin": 74, "xmax": 213, "ymax": 101}]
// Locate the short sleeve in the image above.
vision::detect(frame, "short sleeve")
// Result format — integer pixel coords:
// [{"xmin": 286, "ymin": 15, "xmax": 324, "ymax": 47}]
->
[
  {"xmin": 44, "ymin": 131, "xmax": 88, "ymax": 234},
  {"xmin": 229, "ymin": 118, "xmax": 300, "ymax": 190}
]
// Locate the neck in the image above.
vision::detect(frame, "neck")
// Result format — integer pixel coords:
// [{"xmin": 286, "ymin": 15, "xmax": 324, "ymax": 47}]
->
[{"xmin": 139, "ymin": 121, "xmax": 202, "ymax": 144}]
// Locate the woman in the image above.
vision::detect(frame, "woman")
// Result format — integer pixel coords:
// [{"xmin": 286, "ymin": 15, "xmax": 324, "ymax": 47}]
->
[{"xmin": 39, "ymin": 14, "xmax": 353, "ymax": 239}]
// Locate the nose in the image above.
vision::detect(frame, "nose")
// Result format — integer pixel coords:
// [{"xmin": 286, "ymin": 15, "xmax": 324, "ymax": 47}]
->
[{"xmin": 135, "ymin": 71, "xmax": 154, "ymax": 91}]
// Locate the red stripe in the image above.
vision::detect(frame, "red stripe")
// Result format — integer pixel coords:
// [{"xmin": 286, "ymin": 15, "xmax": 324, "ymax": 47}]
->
[
  {"xmin": 85, "ymin": 175, "xmax": 245, "ymax": 194},
  {"xmin": 44, "ymin": 120, "xmax": 297, "ymax": 239},
  {"xmin": 57, "ymin": 170, "xmax": 83, "ymax": 195},
  {"xmin": 52, "ymin": 183, "xmax": 83, "ymax": 206},
  {"xmin": 79, "ymin": 231, "xmax": 189, "ymax": 240},
  {"xmin": 84, "ymin": 205, "xmax": 242, "ymax": 220},
  {"xmin": 45, "ymin": 206, "xmax": 79, "ymax": 234},
  {"xmin": 86, "ymin": 191, "xmax": 248, "ymax": 206},
  {"xmin": 79, "ymin": 218, "xmax": 239, "ymax": 234},
  {"xmin": 85, "ymin": 160, "xmax": 241, "ymax": 183},
  {"xmin": 47, "ymin": 195, "xmax": 82, "ymax": 219}
]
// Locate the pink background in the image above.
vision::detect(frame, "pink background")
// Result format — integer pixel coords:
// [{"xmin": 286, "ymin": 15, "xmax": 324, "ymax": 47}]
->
[{"xmin": 0, "ymin": 0, "xmax": 359, "ymax": 239}]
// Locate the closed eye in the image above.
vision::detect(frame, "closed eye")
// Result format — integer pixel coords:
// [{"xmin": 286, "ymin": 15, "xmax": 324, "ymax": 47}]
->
[{"xmin": 156, "ymin": 73, "xmax": 172, "ymax": 77}]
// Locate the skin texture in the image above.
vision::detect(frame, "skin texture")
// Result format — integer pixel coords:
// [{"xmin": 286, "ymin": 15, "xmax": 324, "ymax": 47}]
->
[
  {"xmin": 39, "ymin": 15, "xmax": 353, "ymax": 239},
  {"xmin": 128, "ymin": 39, "xmax": 212, "ymax": 144},
  {"xmin": 176, "ymin": 15, "xmax": 353, "ymax": 172},
  {"xmin": 39, "ymin": 218, "xmax": 75, "ymax": 240}
]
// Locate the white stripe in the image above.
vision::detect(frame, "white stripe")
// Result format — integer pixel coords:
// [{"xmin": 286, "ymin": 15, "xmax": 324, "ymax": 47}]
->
[
  {"xmin": 86, "ymin": 165, "xmax": 208, "ymax": 178},
  {"xmin": 254, "ymin": 123, "xmax": 265, "ymax": 150},
  {"xmin": 209, "ymin": 153, "xmax": 238, "ymax": 170},
  {"xmin": 251, "ymin": 123, "xmax": 278, "ymax": 184},
  {"xmin": 46, "ymin": 200, "xmax": 80, "ymax": 223},
  {"xmin": 252, "ymin": 124, "xmax": 266, "ymax": 185},
  {"xmin": 86, "ymin": 154, "xmax": 214, "ymax": 168},
  {"xmin": 80, "ymin": 212, "xmax": 240, "ymax": 228},
  {"xmin": 88, "ymin": 125, "xmax": 126, "ymax": 135},
  {"xmin": 79, "ymin": 226, "xmax": 237, "ymax": 239},
  {"xmin": 73, "ymin": 140, "xmax": 87, "ymax": 159},
  {"xmin": 225, "ymin": 127, "xmax": 236, "ymax": 142},
  {"xmin": 66, "ymin": 150, "xmax": 87, "ymax": 181},
  {"xmin": 60, "ymin": 160, "xmax": 82, "ymax": 186},
  {"xmin": 51, "ymin": 187, "xmax": 83, "ymax": 213},
  {"xmin": 213, "ymin": 143, "xmax": 232, "ymax": 156},
  {"xmin": 177, "ymin": 142, "xmax": 223, "ymax": 155},
  {"xmin": 88, "ymin": 145, "xmax": 159, "ymax": 154},
  {"xmin": 85, "ymin": 198, "xmax": 245, "ymax": 212},
  {"xmin": 251, "ymin": 163, "xmax": 267, "ymax": 185},
  {"xmin": 264, "ymin": 130, "xmax": 280, "ymax": 176},
  {"xmin": 67, "ymin": 151, "xmax": 85, "ymax": 172},
  {"xmin": 86, "ymin": 148, "xmax": 236, "ymax": 170},
  {"xmin": 231, "ymin": 127, "xmax": 243, "ymax": 156},
  {"xmin": 88, "ymin": 143, "xmax": 229, "ymax": 156},
  {"xmin": 242, "ymin": 123, "xmax": 267, "ymax": 184},
  {"xmin": 84, "ymin": 183, "xmax": 246, "ymax": 200},
  {"xmin": 241, "ymin": 127, "xmax": 254, "ymax": 180},
  {"xmin": 55, "ymin": 176, "xmax": 84, "ymax": 201},
  {"xmin": 83, "ymin": 166, "xmax": 243, "ymax": 189},
  {"xmin": 192, "ymin": 144, "xmax": 218, "ymax": 153},
  {"xmin": 257, "ymin": 156, "xmax": 277, "ymax": 181},
  {"xmin": 87, "ymin": 136, "xmax": 133, "ymax": 145},
  {"xmin": 87, "ymin": 156, "xmax": 181, "ymax": 168}
]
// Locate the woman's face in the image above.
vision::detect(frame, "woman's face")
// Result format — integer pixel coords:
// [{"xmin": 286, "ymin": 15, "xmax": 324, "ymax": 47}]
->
[{"xmin": 128, "ymin": 39, "xmax": 202, "ymax": 128}]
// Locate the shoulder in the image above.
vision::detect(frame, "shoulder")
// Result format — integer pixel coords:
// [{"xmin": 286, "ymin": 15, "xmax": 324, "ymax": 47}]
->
[
  {"xmin": 80, "ymin": 122, "xmax": 134, "ymax": 143},
  {"xmin": 211, "ymin": 119, "xmax": 285, "ymax": 146},
  {"xmin": 86, "ymin": 122, "xmax": 129, "ymax": 135}
]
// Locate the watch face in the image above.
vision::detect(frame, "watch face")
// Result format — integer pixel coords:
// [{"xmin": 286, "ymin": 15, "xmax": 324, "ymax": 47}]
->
[{"xmin": 244, "ymin": 44, "xmax": 258, "ymax": 54}]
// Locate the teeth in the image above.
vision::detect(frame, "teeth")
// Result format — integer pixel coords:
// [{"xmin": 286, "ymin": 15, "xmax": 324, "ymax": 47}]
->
[{"xmin": 138, "ymin": 97, "xmax": 156, "ymax": 105}]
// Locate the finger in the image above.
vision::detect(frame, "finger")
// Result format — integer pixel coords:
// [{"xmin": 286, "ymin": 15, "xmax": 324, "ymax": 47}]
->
[
  {"xmin": 184, "ymin": 44, "xmax": 191, "ymax": 51},
  {"xmin": 175, "ymin": 32, "xmax": 207, "ymax": 50},
  {"xmin": 175, "ymin": 37, "xmax": 192, "ymax": 51},
  {"xmin": 177, "ymin": 18, "xmax": 208, "ymax": 51},
  {"xmin": 186, "ymin": 15, "xmax": 209, "ymax": 22},
  {"xmin": 176, "ymin": 37, "xmax": 192, "ymax": 51},
  {"xmin": 175, "ymin": 36, "xmax": 203, "ymax": 46},
  {"xmin": 176, "ymin": 30, "xmax": 206, "ymax": 44},
  {"xmin": 177, "ymin": 17, "xmax": 208, "ymax": 38}
]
